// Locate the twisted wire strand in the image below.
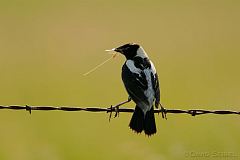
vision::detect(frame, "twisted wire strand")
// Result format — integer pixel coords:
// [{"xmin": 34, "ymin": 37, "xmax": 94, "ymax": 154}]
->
[{"xmin": 0, "ymin": 105, "xmax": 239, "ymax": 116}]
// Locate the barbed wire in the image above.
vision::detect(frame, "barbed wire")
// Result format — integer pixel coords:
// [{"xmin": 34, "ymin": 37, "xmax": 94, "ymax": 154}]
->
[{"xmin": 0, "ymin": 105, "xmax": 240, "ymax": 117}]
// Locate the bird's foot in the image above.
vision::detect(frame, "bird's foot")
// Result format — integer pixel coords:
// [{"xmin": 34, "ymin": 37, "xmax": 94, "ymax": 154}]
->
[
  {"xmin": 159, "ymin": 104, "xmax": 167, "ymax": 120},
  {"xmin": 108, "ymin": 105, "xmax": 120, "ymax": 122},
  {"xmin": 108, "ymin": 98, "xmax": 131, "ymax": 122}
]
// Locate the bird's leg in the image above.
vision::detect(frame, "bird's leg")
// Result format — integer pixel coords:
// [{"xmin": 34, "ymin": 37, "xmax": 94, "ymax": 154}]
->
[
  {"xmin": 159, "ymin": 103, "xmax": 167, "ymax": 120},
  {"xmin": 113, "ymin": 97, "xmax": 132, "ymax": 117},
  {"xmin": 109, "ymin": 97, "xmax": 131, "ymax": 120}
]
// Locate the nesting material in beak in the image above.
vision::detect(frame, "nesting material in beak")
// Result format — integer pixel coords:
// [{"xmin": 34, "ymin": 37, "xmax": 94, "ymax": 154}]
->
[{"xmin": 82, "ymin": 49, "xmax": 118, "ymax": 76}]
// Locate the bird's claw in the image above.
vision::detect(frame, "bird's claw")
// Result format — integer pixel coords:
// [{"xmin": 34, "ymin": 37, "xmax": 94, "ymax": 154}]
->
[
  {"xmin": 108, "ymin": 105, "xmax": 120, "ymax": 122},
  {"xmin": 159, "ymin": 104, "xmax": 167, "ymax": 120},
  {"xmin": 108, "ymin": 98, "xmax": 131, "ymax": 122},
  {"xmin": 114, "ymin": 106, "xmax": 120, "ymax": 118}
]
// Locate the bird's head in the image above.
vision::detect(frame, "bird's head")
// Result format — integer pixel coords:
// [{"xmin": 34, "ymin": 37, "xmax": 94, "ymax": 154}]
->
[{"xmin": 107, "ymin": 43, "xmax": 148, "ymax": 59}]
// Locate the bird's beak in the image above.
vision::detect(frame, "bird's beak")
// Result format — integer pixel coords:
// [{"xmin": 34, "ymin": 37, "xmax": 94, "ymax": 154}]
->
[
  {"xmin": 105, "ymin": 48, "xmax": 118, "ymax": 58},
  {"xmin": 105, "ymin": 47, "xmax": 123, "ymax": 53},
  {"xmin": 105, "ymin": 48, "xmax": 116, "ymax": 52}
]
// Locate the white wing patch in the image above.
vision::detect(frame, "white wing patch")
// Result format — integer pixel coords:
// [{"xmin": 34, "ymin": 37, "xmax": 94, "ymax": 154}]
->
[
  {"xmin": 126, "ymin": 60, "xmax": 141, "ymax": 76},
  {"xmin": 143, "ymin": 68, "xmax": 155, "ymax": 114}
]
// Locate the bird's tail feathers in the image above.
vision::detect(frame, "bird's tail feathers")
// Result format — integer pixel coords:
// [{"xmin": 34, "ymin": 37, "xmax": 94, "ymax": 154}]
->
[
  {"xmin": 129, "ymin": 106, "xmax": 156, "ymax": 136},
  {"xmin": 144, "ymin": 107, "xmax": 156, "ymax": 136},
  {"xmin": 129, "ymin": 106, "xmax": 144, "ymax": 133}
]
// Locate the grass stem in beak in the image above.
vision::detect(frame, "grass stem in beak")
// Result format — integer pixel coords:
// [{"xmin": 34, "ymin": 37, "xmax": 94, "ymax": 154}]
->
[{"xmin": 83, "ymin": 52, "xmax": 118, "ymax": 76}]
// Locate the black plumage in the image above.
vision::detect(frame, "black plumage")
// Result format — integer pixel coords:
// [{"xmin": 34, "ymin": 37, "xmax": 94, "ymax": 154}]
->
[{"xmin": 113, "ymin": 43, "xmax": 160, "ymax": 136}]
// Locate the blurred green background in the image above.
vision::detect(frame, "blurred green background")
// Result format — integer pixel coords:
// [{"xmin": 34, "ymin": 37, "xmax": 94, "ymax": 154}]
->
[{"xmin": 0, "ymin": 0, "xmax": 240, "ymax": 159}]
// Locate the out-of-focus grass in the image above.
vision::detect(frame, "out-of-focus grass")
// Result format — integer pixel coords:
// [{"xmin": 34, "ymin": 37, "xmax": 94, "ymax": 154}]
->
[{"xmin": 0, "ymin": 0, "xmax": 240, "ymax": 160}]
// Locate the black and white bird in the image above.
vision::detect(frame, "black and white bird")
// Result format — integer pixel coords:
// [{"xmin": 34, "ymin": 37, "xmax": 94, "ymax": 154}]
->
[{"xmin": 109, "ymin": 43, "xmax": 162, "ymax": 136}]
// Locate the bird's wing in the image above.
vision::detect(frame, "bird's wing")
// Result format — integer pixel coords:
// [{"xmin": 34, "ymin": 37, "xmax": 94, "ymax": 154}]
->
[
  {"xmin": 149, "ymin": 60, "xmax": 160, "ymax": 108},
  {"xmin": 121, "ymin": 63, "xmax": 150, "ymax": 106},
  {"xmin": 153, "ymin": 73, "xmax": 160, "ymax": 108}
]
